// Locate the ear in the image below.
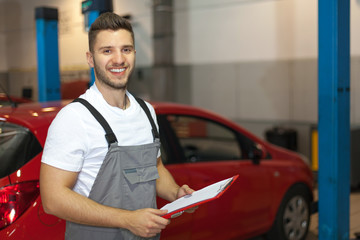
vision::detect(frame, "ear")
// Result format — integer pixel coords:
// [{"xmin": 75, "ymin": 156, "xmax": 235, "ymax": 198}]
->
[{"xmin": 86, "ymin": 51, "xmax": 94, "ymax": 68}]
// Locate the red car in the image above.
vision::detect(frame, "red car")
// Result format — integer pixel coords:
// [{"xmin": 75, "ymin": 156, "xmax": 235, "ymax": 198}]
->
[
  {"xmin": 0, "ymin": 93, "xmax": 32, "ymax": 107},
  {"xmin": 0, "ymin": 100, "xmax": 314, "ymax": 240}
]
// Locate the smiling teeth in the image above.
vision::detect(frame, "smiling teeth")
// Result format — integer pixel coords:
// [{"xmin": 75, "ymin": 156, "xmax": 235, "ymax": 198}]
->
[{"xmin": 110, "ymin": 68, "xmax": 125, "ymax": 73}]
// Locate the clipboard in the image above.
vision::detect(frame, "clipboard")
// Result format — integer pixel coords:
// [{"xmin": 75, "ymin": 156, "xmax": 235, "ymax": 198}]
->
[{"xmin": 160, "ymin": 175, "xmax": 239, "ymax": 219}]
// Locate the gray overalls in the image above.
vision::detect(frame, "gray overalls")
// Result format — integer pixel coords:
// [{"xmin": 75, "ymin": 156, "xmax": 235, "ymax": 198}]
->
[{"xmin": 65, "ymin": 98, "xmax": 161, "ymax": 240}]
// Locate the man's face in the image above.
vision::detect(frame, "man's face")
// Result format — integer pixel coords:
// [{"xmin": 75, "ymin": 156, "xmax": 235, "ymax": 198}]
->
[{"xmin": 87, "ymin": 29, "xmax": 136, "ymax": 90}]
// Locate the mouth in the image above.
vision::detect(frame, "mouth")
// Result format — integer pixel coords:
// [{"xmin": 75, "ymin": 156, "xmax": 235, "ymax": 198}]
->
[{"xmin": 109, "ymin": 68, "xmax": 126, "ymax": 73}]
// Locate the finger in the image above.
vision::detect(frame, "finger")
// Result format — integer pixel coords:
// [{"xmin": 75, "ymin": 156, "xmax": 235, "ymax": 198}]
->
[
  {"xmin": 185, "ymin": 205, "xmax": 198, "ymax": 213},
  {"xmin": 149, "ymin": 208, "xmax": 168, "ymax": 216},
  {"xmin": 147, "ymin": 209, "xmax": 170, "ymax": 225},
  {"xmin": 143, "ymin": 230, "xmax": 160, "ymax": 239},
  {"xmin": 154, "ymin": 214, "xmax": 171, "ymax": 226},
  {"xmin": 182, "ymin": 184, "xmax": 195, "ymax": 194}
]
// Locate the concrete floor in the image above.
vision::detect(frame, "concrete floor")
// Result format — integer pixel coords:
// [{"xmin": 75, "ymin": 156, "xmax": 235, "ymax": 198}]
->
[{"xmin": 307, "ymin": 189, "xmax": 360, "ymax": 240}]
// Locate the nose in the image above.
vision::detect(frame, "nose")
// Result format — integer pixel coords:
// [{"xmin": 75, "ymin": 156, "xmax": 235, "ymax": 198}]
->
[{"xmin": 112, "ymin": 50, "xmax": 125, "ymax": 65}]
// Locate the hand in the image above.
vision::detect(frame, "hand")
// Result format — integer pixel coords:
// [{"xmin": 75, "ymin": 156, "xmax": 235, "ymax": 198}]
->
[
  {"xmin": 176, "ymin": 184, "xmax": 194, "ymax": 198},
  {"xmin": 177, "ymin": 185, "xmax": 198, "ymax": 214},
  {"xmin": 126, "ymin": 208, "xmax": 170, "ymax": 238}
]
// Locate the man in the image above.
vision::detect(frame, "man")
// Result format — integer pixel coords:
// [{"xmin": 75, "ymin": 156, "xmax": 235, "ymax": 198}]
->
[{"xmin": 40, "ymin": 12, "xmax": 194, "ymax": 240}]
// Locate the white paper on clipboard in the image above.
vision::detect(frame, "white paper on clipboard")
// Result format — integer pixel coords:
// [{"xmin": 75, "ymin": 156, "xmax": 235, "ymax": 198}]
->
[{"xmin": 160, "ymin": 175, "xmax": 238, "ymax": 219}]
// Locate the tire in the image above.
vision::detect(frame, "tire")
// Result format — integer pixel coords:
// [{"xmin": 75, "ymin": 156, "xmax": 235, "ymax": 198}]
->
[{"xmin": 266, "ymin": 184, "xmax": 311, "ymax": 240}]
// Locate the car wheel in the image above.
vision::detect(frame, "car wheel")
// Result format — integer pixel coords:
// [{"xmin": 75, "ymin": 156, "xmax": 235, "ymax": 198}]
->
[{"xmin": 266, "ymin": 184, "xmax": 311, "ymax": 240}]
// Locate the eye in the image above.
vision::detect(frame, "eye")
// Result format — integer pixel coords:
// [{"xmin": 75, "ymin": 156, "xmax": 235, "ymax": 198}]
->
[
  {"xmin": 103, "ymin": 49, "xmax": 111, "ymax": 54},
  {"xmin": 122, "ymin": 47, "xmax": 133, "ymax": 54}
]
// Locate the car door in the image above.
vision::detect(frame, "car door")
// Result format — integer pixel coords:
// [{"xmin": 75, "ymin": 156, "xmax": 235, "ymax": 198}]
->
[
  {"xmin": 158, "ymin": 114, "xmax": 273, "ymax": 239},
  {"xmin": 156, "ymin": 115, "xmax": 194, "ymax": 240}
]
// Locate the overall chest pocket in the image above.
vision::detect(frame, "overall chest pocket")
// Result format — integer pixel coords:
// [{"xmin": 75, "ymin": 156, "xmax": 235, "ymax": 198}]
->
[{"xmin": 122, "ymin": 165, "xmax": 159, "ymax": 210}]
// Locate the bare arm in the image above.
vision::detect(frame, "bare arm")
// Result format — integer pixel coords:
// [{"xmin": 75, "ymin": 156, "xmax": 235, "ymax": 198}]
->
[
  {"xmin": 156, "ymin": 157, "xmax": 195, "ymax": 202},
  {"xmin": 40, "ymin": 163, "xmax": 169, "ymax": 237}
]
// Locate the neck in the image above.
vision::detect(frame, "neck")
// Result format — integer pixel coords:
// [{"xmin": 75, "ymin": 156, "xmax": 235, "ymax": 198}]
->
[{"xmin": 95, "ymin": 81, "xmax": 128, "ymax": 109}]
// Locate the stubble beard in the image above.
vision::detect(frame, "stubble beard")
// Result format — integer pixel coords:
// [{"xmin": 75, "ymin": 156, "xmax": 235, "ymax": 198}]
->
[{"xmin": 93, "ymin": 59, "xmax": 132, "ymax": 90}]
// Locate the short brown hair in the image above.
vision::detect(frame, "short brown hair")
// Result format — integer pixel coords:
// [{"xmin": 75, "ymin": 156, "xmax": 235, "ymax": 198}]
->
[{"xmin": 88, "ymin": 12, "xmax": 134, "ymax": 52}]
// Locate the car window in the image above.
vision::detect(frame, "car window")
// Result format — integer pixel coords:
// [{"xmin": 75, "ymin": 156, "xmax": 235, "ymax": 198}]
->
[
  {"xmin": 0, "ymin": 122, "xmax": 42, "ymax": 178},
  {"xmin": 165, "ymin": 115, "xmax": 241, "ymax": 162}
]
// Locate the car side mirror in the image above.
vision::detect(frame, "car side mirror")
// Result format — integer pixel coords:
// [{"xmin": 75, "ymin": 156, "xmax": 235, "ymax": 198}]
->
[{"xmin": 249, "ymin": 144, "xmax": 264, "ymax": 165}]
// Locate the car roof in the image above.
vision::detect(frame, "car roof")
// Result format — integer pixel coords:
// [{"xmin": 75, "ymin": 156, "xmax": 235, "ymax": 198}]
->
[
  {"xmin": 0, "ymin": 100, "xmax": 72, "ymax": 145},
  {"xmin": 0, "ymin": 100, "xmax": 70, "ymax": 127}
]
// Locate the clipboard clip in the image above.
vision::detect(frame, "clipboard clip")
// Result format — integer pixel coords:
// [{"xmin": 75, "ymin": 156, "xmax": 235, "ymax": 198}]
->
[
  {"xmin": 218, "ymin": 178, "xmax": 234, "ymax": 193},
  {"xmin": 171, "ymin": 210, "xmax": 184, "ymax": 218}
]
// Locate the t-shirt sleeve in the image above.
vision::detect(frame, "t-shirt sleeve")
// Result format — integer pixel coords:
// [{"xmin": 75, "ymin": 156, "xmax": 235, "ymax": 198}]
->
[{"xmin": 41, "ymin": 105, "xmax": 88, "ymax": 172}]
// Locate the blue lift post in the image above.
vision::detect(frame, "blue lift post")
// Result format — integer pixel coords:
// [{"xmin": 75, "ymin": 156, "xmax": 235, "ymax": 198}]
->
[
  {"xmin": 35, "ymin": 7, "xmax": 61, "ymax": 102},
  {"xmin": 85, "ymin": 11, "xmax": 99, "ymax": 86},
  {"xmin": 318, "ymin": 0, "xmax": 350, "ymax": 239},
  {"xmin": 81, "ymin": 0, "xmax": 113, "ymax": 86}
]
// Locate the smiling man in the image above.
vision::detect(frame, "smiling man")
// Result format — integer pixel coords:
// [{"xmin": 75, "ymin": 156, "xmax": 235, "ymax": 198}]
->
[
  {"xmin": 40, "ymin": 12, "xmax": 195, "ymax": 240},
  {"xmin": 88, "ymin": 29, "xmax": 135, "ymax": 93}
]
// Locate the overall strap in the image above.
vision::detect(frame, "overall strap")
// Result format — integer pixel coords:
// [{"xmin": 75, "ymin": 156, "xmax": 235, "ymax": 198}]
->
[
  {"xmin": 72, "ymin": 98, "xmax": 117, "ymax": 146},
  {"xmin": 135, "ymin": 97, "xmax": 160, "ymax": 140}
]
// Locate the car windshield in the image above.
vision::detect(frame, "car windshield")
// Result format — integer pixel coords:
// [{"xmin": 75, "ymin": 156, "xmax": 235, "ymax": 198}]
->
[
  {"xmin": 0, "ymin": 93, "xmax": 14, "ymax": 107},
  {"xmin": 0, "ymin": 122, "xmax": 42, "ymax": 178},
  {"xmin": 0, "ymin": 101, "xmax": 14, "ymax": 107}
]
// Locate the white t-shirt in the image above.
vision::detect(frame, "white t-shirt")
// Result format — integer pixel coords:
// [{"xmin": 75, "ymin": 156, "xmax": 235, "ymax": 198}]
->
[{"xmin": 41, "ymin": 84, "xmax": 160, "ymax": 197}]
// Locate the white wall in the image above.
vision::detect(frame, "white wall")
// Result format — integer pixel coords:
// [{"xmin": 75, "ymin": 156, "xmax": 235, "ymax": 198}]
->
[
  {"xmin": 0, "ymin": 1, "xmax": 8, "ymax": 71},
  {"xmin": 174, "ymin": 0, "xmax": 318, "ymax": 64},
  {"xmin": 114, "ymin": 0, "xmax": 153, "ymax": 67},
  {"xmin": 1, "ymin": 0, "xmax": 360, "ymax": 66},
  {"xmin": 173, "ymin": 0, "xmax": 360, "ymax": 62},
  {"xmin": 0, "ymin": 0, "xmax": 358, "ymax": 126},
  {"xmin": 1, "ymin": 0, "xmax": 359, "ymax": 68},
  {"xmin": 0, "ymin": 0, "xmax": 85, "ymax": 70},
  {"xmin": 173, "ymin": 0, "xmax": 319, "ymax": 123},
  {"xmin": 0, "ymin": 33, "xmax": 6, "ymax": 71},
  {"xmin": 57, "ymin": 1, "xmax": 88, "ymax": 70},
  {"xmin": 0, "ymin": 0, "xmax": 153, "ymax": 71},
  {"xmin": 173, "ymin": 0, "xmax": 359, "ymax": 126},
  {"xmin": 59, "ymin": 0, "xmax": 153, "ymax": 69},
  {"xmin": 351, "ymin": 0, "xmax": 360, "ymax": 124}
]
